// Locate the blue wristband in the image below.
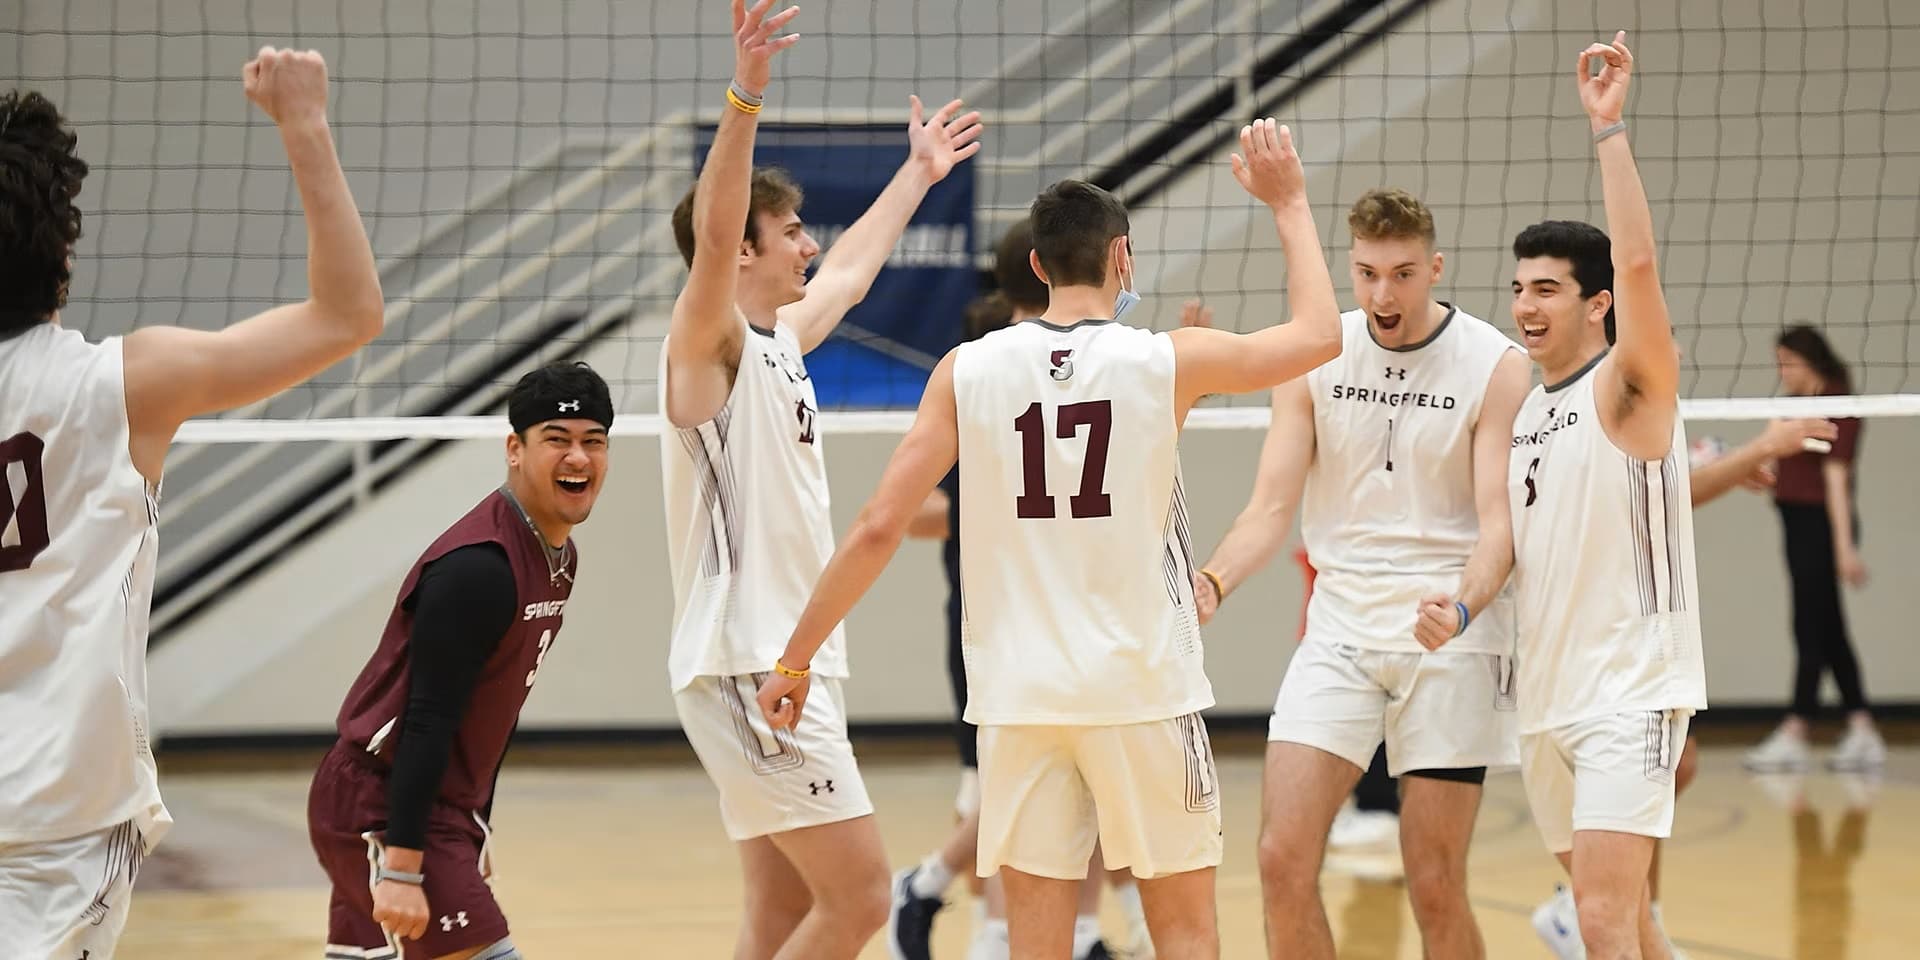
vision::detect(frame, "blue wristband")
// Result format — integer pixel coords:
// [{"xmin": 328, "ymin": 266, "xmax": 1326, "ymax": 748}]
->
[{"xmin": 1453, "ymin": 601, "xmax": 1471, "ymax": 637}]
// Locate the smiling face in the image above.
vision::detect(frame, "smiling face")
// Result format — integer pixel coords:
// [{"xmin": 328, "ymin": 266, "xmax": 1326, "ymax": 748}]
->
[
  {"xmin": 741, "ymin": 207, "xmax": 820, "ymax": 309},
  {"xmin": 1349, "ymin": 234, "xmax": 1441, "ymax": 346},
  {"xmin": 1511, "ymin": 255, "xmax": 1611, "ymax": 380},
  {"xmin": 506, "ymin": 419, "xmax": 609, "ymax": 542}
]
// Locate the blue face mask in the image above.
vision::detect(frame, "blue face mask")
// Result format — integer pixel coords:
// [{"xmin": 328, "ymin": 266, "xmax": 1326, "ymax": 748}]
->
[{"xmin": 1113, "ymin": 258, "xmax": 1141, "ymax": 321}]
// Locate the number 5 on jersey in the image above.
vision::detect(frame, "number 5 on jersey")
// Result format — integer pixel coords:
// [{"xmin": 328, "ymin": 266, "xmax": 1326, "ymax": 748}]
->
[{"xmin": 1013, "ymin": 400, "xmax": 1113, "ymax": 519}]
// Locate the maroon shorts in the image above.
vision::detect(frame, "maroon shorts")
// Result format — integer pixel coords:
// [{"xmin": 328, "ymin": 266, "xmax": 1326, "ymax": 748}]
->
[{"xmin": 308, "ymin": 743, "xmax": 509, "ymax": 959}]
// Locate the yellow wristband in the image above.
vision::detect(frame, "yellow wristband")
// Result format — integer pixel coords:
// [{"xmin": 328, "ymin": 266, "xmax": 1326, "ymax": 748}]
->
[
  {"xmin": 1199, "ymin": 568, "xmax": 1225, "ymax": 600},
  {"xmin": 726, "ymin": 87, "xmax": 763, "ymax": 115},
  {"xmin": 773, "ymin": 659, "xmax": 809, "ymax": 679}
]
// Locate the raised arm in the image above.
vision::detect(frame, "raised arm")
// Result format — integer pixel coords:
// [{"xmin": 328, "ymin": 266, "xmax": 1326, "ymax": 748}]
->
[
  {"xmin": 1171, "ymin": 119, "xmax": 1341, "ymax": 413},
  {"xmin": 758, "ymin": 351, "xmax": 961, "ymax": 726},
  {"xmin": 122, "ymin": 47, "xmax": 384, "ymax": 482},
  {"xmin": 781, "ymin": 96, "xmax": 983, "ymax": 352},
  {"xmin": 664, "ymin": 0, "xmax": 800, "ymax": 428},
  {"xmin": 1580, "ymin": 32, "xmax": 1681, "ymax": 461},
  {"xmin": 1193, "ymin": 377, "xmax": 1314, "ymax": 624},
  {"xmin": 1414, "ymin": 349, "xmax": 1529, "ymax": 649}
]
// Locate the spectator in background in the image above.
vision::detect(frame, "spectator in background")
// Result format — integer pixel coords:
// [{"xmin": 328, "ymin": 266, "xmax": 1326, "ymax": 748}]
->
[{"xmin": 1744, "ymin": 325, "xmax": 1885, "ymax": 772}]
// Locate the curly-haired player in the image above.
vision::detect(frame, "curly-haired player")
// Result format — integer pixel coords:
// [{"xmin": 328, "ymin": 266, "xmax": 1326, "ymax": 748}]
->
[{"xmin": 0, "ymin": 48, "xmax": 384, "ymax": 957}]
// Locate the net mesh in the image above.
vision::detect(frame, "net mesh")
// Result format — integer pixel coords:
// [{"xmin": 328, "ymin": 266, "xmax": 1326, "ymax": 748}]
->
[{"xmin": 8, "ymin": 0, "xmax": 1918, "ymax": 622}]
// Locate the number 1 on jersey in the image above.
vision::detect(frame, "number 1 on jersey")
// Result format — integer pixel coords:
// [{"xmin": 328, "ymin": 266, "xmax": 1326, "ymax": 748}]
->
[{"xmin": 1014, "ymin": 400, "xmax": 1114, "ymax": 519}]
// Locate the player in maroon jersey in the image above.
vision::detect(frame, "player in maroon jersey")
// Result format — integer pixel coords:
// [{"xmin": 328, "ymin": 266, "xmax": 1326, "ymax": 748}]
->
[{"xmin": 307, "ymin": 360, "xmax": 612, "ymax": 960}]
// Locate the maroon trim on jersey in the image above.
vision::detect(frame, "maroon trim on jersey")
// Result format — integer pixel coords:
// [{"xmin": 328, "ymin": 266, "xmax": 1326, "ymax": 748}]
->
[
  {"xmin": 677, "ymin": 402, "xmax": 741, "ymax": 577},
  {"xmin": 720, "ymin": 674, "xmax": 804, "ymax": 775}
]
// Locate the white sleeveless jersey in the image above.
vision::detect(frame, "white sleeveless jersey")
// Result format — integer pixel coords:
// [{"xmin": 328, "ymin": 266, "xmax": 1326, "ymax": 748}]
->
[
  {"xmin": 660, "ymin": 317, "xmax": 844, "ymax": 691},
  {"xmin": 0, "ymin": 324, "xmax": 170, "ymax": 851},
  {"xmin": 1299, "ymin": 306, "xmax": 1520, "ymax": 655},
  {"xmin": 954, "ymin": 319, "xmax": 1212, "ymax": 726},
  {"xmin": 1507, "ymin": 353, "xmax": 1709, "ymax": 733}
]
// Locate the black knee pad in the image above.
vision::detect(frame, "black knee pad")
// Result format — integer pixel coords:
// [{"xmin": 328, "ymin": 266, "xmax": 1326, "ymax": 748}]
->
[{"xmin": 1402, "ymin": 765, "xmax": 1487, "ymax": 785}]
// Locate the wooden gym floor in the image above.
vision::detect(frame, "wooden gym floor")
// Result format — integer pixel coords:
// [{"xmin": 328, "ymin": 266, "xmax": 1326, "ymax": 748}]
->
[{"xmin": 119, "ymin": 725, "xmax": 1915, "ymax": 959}]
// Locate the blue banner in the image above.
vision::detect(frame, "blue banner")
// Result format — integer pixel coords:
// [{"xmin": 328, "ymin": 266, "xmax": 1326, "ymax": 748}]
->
[{"xmin": 694, "ymin": 123, "xmax": 977, "ymax": 408}]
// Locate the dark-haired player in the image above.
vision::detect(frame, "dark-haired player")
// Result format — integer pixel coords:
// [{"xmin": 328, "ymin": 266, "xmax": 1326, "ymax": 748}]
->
[
  {"xmin": 758, "ymin": 117, "xmax": 1343, "ymax": 960},
  {"xmin": 0, "ymin": 47, "xmax": 384, "ymax": 957},
  {"xmin": 307, "ymin": 361, "xmax": 612, "ymax": 960},
  {"xmin": 1504, "ymin": 32, "xmax": 1705, "ymax": 959}
]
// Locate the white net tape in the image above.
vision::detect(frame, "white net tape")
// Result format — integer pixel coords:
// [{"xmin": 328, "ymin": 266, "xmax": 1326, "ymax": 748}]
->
[{"xmin": 173, "ymin": 394, "xmax": 1920, "ymax": 444}]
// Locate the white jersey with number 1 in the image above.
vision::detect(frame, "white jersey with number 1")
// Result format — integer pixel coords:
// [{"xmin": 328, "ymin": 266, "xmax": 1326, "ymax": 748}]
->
[
  {"xmin": 0, "ymin": 323, "xmax": 170, "ymax": 852},
  {"xmin": 1299, "ymin": 306, "xmax": 1521, "ymax": 655},
  {"xmin": 954, "ymin": 318, "xmax": 1212, "ymax": 727},
  {"xmin": 1507, "ymin": 353, "xmax": 1709, "ymax": 734}
]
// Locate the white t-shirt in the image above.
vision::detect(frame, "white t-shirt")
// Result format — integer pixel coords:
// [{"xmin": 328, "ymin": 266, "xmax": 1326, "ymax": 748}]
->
[
  {"xmin": 953, "ymin": 319, "xmax": 1212, "ymax": 726},
  {"xmin": 0, "ymin": 323, "xmax": 170, "ymax": 851},
  {"xmin": 659, "ymin": 316, "xmax": 845, "ymax": 691},
  {"xmin": 1299, "ymin": 306, "xmax": 1520, "ymax": 655},
  {"xmin": 1507, "ymin": 352, "xmax": 1709, "ymax": 733}
]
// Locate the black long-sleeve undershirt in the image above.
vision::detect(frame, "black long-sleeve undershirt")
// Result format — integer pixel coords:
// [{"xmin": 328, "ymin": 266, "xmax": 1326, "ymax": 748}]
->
[{"xmin": 383, "ymin": 542, "xmax": 517, "ymax": 850}]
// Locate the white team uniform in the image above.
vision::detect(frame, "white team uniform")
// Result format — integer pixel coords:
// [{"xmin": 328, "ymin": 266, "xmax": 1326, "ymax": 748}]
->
[
  {"xmin": 956, "ymin": 318, "xmax": 1220, "ymax": 880},
  {"xmin": 0, "ymin": 323, "xmax": 170, "ymax": 958},
  {"xmin": 660, "ymin": 314, "xmax": 870, "ymax": 840},
  {"xmin": 1507, "ymin": 352, "xmax": 1708, "ymax": 854},
  {"xmin": 1268, "ymin": 307, "xmax": 1522, "ymax": 775}
]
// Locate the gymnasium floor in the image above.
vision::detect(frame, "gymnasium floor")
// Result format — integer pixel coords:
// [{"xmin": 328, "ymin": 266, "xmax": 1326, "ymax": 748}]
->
[{"xmin": 120, "ymin": 726, "xmax": 1914, "ymax": 959}]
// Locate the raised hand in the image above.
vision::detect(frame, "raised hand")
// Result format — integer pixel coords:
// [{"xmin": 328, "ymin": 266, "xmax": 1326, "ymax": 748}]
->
[
  {"xmin": 906, "ymin": 95, "xmax": 984, "ymax": 183},
  {"xmin": 1230, "ymin": 118, "xmax": 1306, "ymax": 210},
  {"xmin": 1576, "ymin": 30, "xmax": 1634, "ymax": 127},
  {"xmin": 1179, "ymin": 299, "xmax": 1214, "ymax": 329},
  {"xmin": 243, "ymin": 46, "xmax": 331, "ymax": 128},
  {"xmin": 732, "ymin": 0, "xmax": 801, "ymax": 96}
]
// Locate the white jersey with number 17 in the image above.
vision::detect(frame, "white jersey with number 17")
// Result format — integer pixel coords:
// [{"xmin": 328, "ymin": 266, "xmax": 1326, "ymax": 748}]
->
[
  {"xmin": 954, "ymin": 318, "xmax": 1212, "ymax": 727},
  {"xmin": 0, "ymin": 323, "xmax": 170, "ymax": 852}
]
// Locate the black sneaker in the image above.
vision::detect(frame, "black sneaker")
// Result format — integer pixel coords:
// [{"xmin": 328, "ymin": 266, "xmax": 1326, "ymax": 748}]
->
[
  {"xmin": 887, "ymin": 865, "xmax": 945, "ymax": 960},
  {"xmin": 1081, "ymin": 940, "xmax": 1119, "ymax": 960}
]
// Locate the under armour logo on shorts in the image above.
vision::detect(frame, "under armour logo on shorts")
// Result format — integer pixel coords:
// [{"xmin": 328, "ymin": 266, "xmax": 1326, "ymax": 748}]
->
[
  {"xmin": 557, "ymin": 400, "xmax": 580, "ymax": 412},
  {"xmin": 809, "ymin": 780, "xmax": 834, "ymax": 795},
  {"xmin": 440, "ymin": 911, "xmax": 470, "ymax": 931}
]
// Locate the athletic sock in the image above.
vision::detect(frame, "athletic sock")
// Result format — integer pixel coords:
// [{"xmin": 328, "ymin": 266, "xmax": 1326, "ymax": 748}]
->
[{"xmin": 911, "ymin": 852, "xmax": 956, "ymax": 898}]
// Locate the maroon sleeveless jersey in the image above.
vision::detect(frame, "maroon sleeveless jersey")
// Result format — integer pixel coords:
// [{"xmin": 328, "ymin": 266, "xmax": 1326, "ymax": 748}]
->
[{"xmin": 332, "ymin": 488, "xmax": 576, "ymax": 813}]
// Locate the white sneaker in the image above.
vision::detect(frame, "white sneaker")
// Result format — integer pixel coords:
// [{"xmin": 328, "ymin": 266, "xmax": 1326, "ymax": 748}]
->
[
  {"xmin": 1743, "ymin": 725, "xmax": 1811, "ymax": 772},
  {"xmin": 1531, "ymin": 885, "xmax": 1585, "ymax": 960},
  {"xmin": 1827, "ymin": 723, "xmax": 1887, "ymax": 771},
  {"xmin": 966, "ymin": 920, "xmax": 1009, "ymax": 960},
  {"xmin": 1327, "ymin": 803, "xmax": 1399, "ymax": 849}
]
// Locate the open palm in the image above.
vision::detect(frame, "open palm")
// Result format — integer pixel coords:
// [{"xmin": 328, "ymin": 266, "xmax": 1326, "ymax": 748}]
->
[
  {"xmin": 1577, "ymin": 30, "xmax": 1634, "ymax": 124},
  {"xmin": 906, "ymin": 95, "xmax": 985, "ymax": 183},
  {"xmin": 732, "ymin": 0, "xmax": 800, "ymax": 94}
]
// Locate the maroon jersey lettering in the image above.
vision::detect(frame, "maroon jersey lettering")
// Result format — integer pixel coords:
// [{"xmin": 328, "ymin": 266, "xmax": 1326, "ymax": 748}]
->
[{"xmin": 332, "ymin": 490, "xmax": 576, "ymax": 813}]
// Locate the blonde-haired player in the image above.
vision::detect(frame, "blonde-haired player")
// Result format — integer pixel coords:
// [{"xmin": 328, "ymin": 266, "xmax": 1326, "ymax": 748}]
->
[
  {"xmin": 0, "ymin": 48, "xmax": 383, "ymax": 957},
  {"xmin": 757, "ymin": 116, "xmax": 1344, "ymax": 960},
  {"xmin": 1194, "ymin": 186, "xmax": 1528, "ymax": 960}
]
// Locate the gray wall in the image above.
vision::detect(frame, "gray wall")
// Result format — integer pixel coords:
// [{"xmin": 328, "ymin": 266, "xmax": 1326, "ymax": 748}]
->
[{"xmin": 13, "ymin": 0, "xmax": 1918, "ymax": 734}]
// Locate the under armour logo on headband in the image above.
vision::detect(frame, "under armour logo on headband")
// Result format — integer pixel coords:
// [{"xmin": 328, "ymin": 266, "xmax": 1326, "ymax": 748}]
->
[{"xmin": 557, "ymin": 400, "xmax": 580, "ymax": 412}]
